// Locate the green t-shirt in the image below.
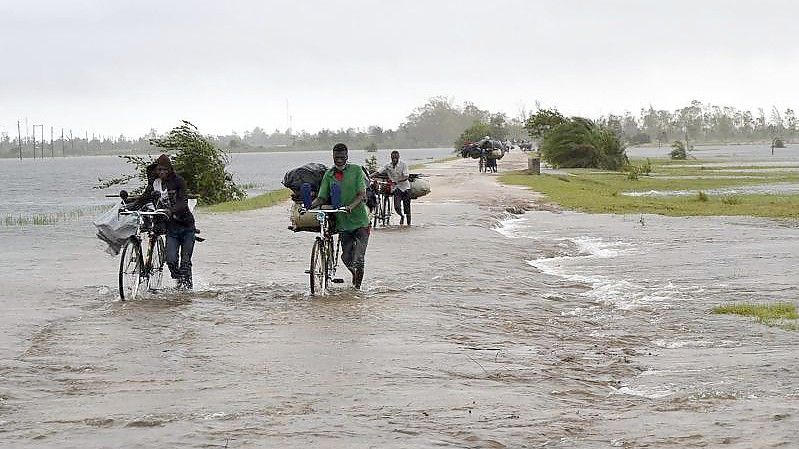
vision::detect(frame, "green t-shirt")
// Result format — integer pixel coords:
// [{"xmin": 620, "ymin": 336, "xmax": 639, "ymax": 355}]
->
[{"xmin": 317, "ymin": 163, "xmax": 370, "ymax": 231}]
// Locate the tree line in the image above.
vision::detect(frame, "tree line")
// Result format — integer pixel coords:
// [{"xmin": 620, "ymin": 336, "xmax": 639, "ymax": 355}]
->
[
  {"xmin": 599, "ymin": 100, "xmax": 798, "ymax": 146},
  {"xmin": 3, "ymin": 98, "xmax": 796, "ymax": 158}
]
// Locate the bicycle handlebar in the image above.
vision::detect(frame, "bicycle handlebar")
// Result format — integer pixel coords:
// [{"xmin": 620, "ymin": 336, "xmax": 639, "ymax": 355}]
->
[
  {"xmin": 119, "ymin": 209, "xmax": 170, "ymax": 218},
  {"xmin": 304, "ymin": 208, "xmax": 347, "ymax": 214}
]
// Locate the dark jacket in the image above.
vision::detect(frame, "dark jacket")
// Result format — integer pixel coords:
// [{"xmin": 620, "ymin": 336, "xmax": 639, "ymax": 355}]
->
[{"xmin": 135, "ymin": 171, "xmax": 195, "ymax": 230}]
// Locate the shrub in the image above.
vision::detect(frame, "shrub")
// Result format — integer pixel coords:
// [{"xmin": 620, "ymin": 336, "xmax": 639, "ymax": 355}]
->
[
  {"xmin": 721, "ymin": 195, "xmax": 741, "ymax": 205},
  {"xmin": 670, "ymin": 141, "xmax": 687, "ymax": 159},
  {"xmin": 697, "ymin": 191, "xmax": 708, "ymax": 201},
  {"xmin": 364, "ymin": 154, "xmax": 379, "ymax": 173}
]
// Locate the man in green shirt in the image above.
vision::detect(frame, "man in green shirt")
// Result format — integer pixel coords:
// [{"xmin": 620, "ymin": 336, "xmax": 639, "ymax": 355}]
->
[{"xmin": 311, "ymin": 143, "xmax": 371, "ymax": 289}]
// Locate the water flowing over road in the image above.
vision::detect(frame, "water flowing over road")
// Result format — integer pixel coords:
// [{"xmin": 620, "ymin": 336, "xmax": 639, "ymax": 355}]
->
[{"xmin": 1, "ymin": 150, "xmax": 797, "ymax": 448}]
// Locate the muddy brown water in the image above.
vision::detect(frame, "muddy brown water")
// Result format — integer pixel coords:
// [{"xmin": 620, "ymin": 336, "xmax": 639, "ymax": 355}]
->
[{"xmin": 1, "ymin": 152, "xmax": 798, "ymax": 448}]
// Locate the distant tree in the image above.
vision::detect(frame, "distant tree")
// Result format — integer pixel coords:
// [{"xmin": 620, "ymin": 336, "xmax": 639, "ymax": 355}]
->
[
  {"xmin": 670, "ymin": 141, "xmax": 687, "ymax": 159},
  {"xmin": 454, "ymin": 121, "xmax": 492, "ymax": 149},
  {"xmin": 400, "ymin": 96, "xmax": 489, "ymax": 147},
  {"xmin": 488, "ymin": 113, "xmax": 508, "ymax": 140},
  {"xmin": 364, "ymin": 154, "xmax": 379, "ymax": 173},
  {"xmin": 524, "ymin": 108, "xmax": 567, "ymax": 139},
  {"xmin": 627, "ymin": 132, "xmax": 651, "ymax": 145}
]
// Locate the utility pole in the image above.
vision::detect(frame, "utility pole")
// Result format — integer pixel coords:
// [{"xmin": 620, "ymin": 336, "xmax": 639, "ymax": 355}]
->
[
  {"xmin": 70, "ymin": 129, "xmax": 74, "ymax": 154},
  {"xmin": 61, "ymin": 128, "xmax": 64, "ymax": 156},
  {"xmin": 85, "ymin": 131, "xmax": 88, "ymax": 154},
  {"xmin": 17, "ymin": 120, "xmax": 22, "ymax": 160},
  {"xmin": 50, "ymin": 126, "xmax": 54, "ymax": 157},
  {"xmin": 32, "ymin": 125, "xmax": 44, "ymax": 159}
]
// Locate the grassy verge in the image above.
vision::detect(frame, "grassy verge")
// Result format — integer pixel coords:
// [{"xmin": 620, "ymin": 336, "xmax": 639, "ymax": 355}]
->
[
  {"xmin": 203, "ymin": 188, "xmax": 292, "ymax": 213},
  {"xmin": 713, "ymin": 302, "xmax": 799, "ymax": 331},
  {"xmin": 499, "ymin": 158, "xmax": 799, "ymax": 218}
]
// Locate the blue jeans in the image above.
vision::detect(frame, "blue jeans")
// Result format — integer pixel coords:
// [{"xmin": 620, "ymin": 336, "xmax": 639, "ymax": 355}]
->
[{"xmin": 166, "ymin": 227, "xmax": 195, "ymax": 288}]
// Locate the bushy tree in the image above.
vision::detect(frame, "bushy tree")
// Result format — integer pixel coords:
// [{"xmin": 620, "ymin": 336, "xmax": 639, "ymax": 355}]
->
[
  {"xmin": 150, "ymin": 121, "xmax": 244, "ymax": 205},
  {"xmin": 540, "ymin": 118, "xmax": 628, "ymax": 170},
  {"xmin": 99, "ymin": 121, "xmax": 244, "ymax": 204}
]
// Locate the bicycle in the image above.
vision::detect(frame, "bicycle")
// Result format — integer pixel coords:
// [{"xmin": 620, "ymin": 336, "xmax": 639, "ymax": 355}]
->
[
  {"xmin": 302, "ymin": 207, "xmax": 347, "ymax": 295},
  {"xmin": 370, "ymin": 177, "xmax": 393, "ymax": 227},
  {"xmin": 117, "ymin": 206, "xmax": 169, "ymax": 301}
]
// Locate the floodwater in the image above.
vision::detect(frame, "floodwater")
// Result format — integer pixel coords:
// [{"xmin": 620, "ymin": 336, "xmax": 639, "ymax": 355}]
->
[
  {"xmin": 1, "ymin": 151, "xmax": 798, "ymax": 448},
  {"xmin": 623, "ymin": 182, "xmax": 799, "ymax": 197},
  {"xmin": 0, "ymin": 147, "xmax": 452, "ymax": 218}
]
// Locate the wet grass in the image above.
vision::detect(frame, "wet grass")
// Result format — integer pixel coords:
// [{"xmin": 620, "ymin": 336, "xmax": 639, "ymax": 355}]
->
[
  {"xmin": 499, "ymin": 158, "xmax": 799, "ymax": 218},
  {"xmin": 2, "ymin": 205, "xmax": 110, "ymax": 226},
  {"xmin": 713, "ymin": 302, "xmax": 799, "ymax": 331},
  {"xmin": 203, "ymin": 188, "xmax": 292, "ymax": 213}
]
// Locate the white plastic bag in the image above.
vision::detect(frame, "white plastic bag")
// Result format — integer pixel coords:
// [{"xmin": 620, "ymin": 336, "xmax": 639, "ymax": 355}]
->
[
  {"xmin": 93, "ymin": 203, "xmax": 138, "ymax": 255},
  {"xmin": 409, "ymin": 178, "xmax": 431, "ymax": 199}
]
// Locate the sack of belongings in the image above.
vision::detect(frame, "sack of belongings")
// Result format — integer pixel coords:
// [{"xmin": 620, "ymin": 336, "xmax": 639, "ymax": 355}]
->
[
  {"xmin": 282, "ymin": 163, "xmax": 328, "ymax": 202},
  {"xmin": 288, "ymin": 202, "xmax": 321, "ymax": 232},
  {"xmin": 409, "ymin": 175, "xmax": 431, "ymax": 199},
  {"xmin": 93, "ymin": 203, "xmax": 138, "ymax": 255},
  {"xmin": 486, "ymin": 149, "xmax": 504, "ymax": 160}
]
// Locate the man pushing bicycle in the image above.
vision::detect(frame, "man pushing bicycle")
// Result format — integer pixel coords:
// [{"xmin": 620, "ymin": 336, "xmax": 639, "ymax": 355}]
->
[
  {"xmin": 132, "ymin": 154, "xmax": 196, "ymax": 289},
  {"xmin": 308, "ymin": 143, "xmax": 370, "ymax": 289}
]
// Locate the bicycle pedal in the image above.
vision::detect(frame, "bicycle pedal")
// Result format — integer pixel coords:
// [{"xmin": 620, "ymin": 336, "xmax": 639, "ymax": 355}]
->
[{"xmin": 331, "ymin": 278, "xmax": 345, "ymax": 284}]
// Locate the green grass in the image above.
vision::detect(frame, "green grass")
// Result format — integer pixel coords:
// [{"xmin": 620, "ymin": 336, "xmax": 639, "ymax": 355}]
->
[
  {"xmin": 203, "ymin": 188, "xmax": 292, "ymax": 213},
  {"xmin": 499, "ymin": 158, "xmax": 799, "ymax": 218},
  {"xmin": 713, "ymin": 302, "xmax": 799, "ymax": 330}
]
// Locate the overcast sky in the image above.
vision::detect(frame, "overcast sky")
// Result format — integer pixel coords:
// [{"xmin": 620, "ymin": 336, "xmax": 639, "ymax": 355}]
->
[{"xmin": 1, "ymin": 0, "xmax": 797, "ymax": 137}]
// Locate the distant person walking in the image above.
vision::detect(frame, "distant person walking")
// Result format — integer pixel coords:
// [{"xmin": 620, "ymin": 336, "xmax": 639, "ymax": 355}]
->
[{"xmin": 378, "ymin": 150, "xmax": 412, "ymax": 225}]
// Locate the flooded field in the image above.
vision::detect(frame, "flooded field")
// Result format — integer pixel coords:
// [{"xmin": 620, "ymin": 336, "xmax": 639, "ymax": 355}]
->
[{"xmin": 0, "ymin": 151, "xmax": 797, "ymax": 448}]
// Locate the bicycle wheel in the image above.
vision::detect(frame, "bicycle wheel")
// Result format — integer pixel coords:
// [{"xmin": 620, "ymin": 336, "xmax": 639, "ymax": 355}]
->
[
  {"xmin": 119, "ymin": 238, "xmax": 143, "ymax": 300},
  {"xmin": 147, "ymin": 235, "xmax": 166, "ymax": 291},
  {"xmin": 310, "ymin": 237, "xmax": 327, "ymax": 295}
]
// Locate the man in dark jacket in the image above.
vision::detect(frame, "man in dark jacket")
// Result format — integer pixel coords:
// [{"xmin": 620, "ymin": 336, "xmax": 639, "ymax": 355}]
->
[{"xmin": 135, "ymin": 154, "xmax": 197, "ymax": 289}]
